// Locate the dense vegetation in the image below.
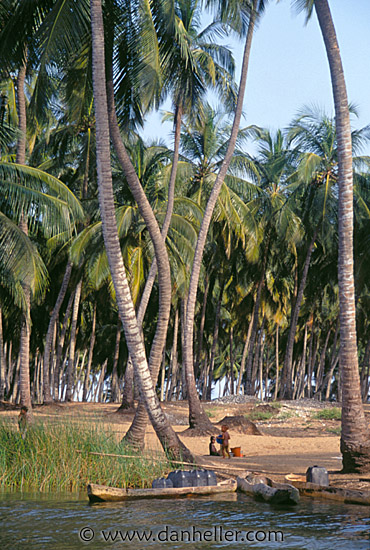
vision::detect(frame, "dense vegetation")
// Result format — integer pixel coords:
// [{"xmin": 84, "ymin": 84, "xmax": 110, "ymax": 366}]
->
[{"xmin": 0, "ymin": 1, "xmax": 369, "ymax": 469}]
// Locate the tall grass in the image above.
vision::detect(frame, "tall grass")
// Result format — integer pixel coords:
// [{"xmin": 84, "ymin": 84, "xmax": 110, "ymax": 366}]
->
[{"xmin": 0, "ymin": 420, "xmax": 171, "ymax": 492}]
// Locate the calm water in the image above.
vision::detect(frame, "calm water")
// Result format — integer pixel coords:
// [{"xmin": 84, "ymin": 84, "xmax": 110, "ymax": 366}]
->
[{"xmin": 0, "ymin": 491, "xmax": 369, "ymax": 549}]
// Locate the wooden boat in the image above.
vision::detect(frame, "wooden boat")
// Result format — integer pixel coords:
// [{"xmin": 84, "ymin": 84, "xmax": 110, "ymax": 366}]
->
[
  {"xmin": 237, "ymin": 474, "xmax": 299, "ymax": 505},
  {"xmin": 87, "ymin": 479, "xmax": 237, "ymax": 503},
  {"xmin": 285, "ymin": 474, "xmax": 370, "ymax": 506}
]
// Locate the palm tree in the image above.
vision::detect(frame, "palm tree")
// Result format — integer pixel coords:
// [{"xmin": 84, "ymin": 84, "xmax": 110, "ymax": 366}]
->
[
  {"xmin": 90, "ymin": 0, "xmax": 193, "ymax": 461},
  {"xmin": 299, "ymin": 0, "xmax": 370, "ymax": 471},
  {"xmin": 131, "ymin": 0, "xmax": 237, "ymax": 320},
  {"xmin": 234, "ymin": 128, "xmax": 302, "ymax": 396},
  {"xmin": 280, "ymin": 107, "xmax": 370, "ymax": 399},
  {"xmin": 113, "ymin": 0, "xmax": 237, "ymax": 426},
  {"xmin": 183, "ymin": 0, "xmax": 267, "ymax": 430}
]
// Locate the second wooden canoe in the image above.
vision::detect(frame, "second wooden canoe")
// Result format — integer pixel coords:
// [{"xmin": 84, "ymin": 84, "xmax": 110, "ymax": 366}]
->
[
  {"xmin": 285, "ymin": 474, "xmax": 370, "ymax": 506},
  {"xmin": 87, "ymin": 479, "xmax": 237, "ymax": 503}
]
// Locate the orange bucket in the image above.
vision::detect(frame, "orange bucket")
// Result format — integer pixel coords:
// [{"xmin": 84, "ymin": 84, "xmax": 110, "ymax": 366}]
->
[{"xmin": 231, "ymin": 447, "xmax": 241, "ymax": 457}]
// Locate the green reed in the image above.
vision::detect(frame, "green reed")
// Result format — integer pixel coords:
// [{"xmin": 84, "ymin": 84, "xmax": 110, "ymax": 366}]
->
[{"xmin": 0, "ymin": 420, "xmax": 170, "ymax": 492}]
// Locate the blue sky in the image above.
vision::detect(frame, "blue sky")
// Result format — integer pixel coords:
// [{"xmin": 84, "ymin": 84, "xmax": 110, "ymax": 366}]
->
[{"xmin": 141, "ymin": 0, "xmax": 370, "ymax": 156}]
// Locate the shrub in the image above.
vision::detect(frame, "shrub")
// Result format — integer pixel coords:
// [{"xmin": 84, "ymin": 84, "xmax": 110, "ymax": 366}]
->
[
  {"xmin": 312, "ymin": 408, "xmax": 341, "ymax": 420},
  {"xmin": 245, "ymin": 410, "xmax": 275, "ymax": 422}
]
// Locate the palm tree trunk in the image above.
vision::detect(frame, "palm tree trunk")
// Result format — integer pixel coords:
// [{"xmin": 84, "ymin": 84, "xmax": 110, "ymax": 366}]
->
[
  {"xmin": 201, "ymin": 355, "xmax": 209, "ymax": 400},
  {"xmin": 325, "ymin": 353, "xmax": 339, "ymax": 401},
  {"xmin": 245, "ymin": 265, "xmax": 267, "ymax": 396},
  {"xmin": 315, "ymin": 0, "xmax": 370, "ymax": 471},
  {"xmin": 180, "ymin": 297, "xmax": 187, "ymax": 400},
  {"xmin": 132, "ymin": 105, "xmax": 183, "ymax": 328},
  {"xmin": 360, "ymin": 339, "xmax": 370, "ymax": 401},
  {"xmin": 251, "ymin": 316, "xmax": 265, "ymax": 396},
  {"xmin": 160, "ymin": 348, "xmax": 166, "ymax": 402},
  {"xmin": 43, "ymin": 260, "xmax": 73, "ymax": 404},
  {"xmin": 117, "ymin": 104, "xmax": 182, "ymax": 413},
  {"xmin": 297, "ymin": 322, "xmax": 308, "ymax": 400},
  {"xmin": 167, "ymin": 307, "xmax": 179, "ymax": 400},
  {"xmin": 0, "ymin": 307, "xmax": 5, "ymax": 400},
  {"xmin": 236, "ymin": 308, "xmax": 254, "ymax": 395},
  {"xmin": 55, "ymin": 289, "xmax": 74, "ymax": 399},
  {"xmin": 65, "ymin": 280, "xmax": 82, "ymax": 401},
  {"xmin": 106, "ymin": 77, "xmax": 171, "ymax": 384},
  {"xmin": 307, "ymin": 323, "xmax": 318, "ymax": 398},
  {"xmin": 183, "ymin": 0, "xmax": 259, "ymax": 429},
  {"xmin": 315, "ymin": 328, "xmax": 331, "ymax": 399},
  {"xmin": 6, "ymin": 341, "xmax": 12, "ymax": 397},
  {"xmin": 16, "ymin": 57, "xmax": 33, "ymax": 417},
  {"xmin": 206, "ymin": 280, "xmax": 225, "ymax": 400},
  {"xmin": 82, "ymin": 302, "xmax": 96, "ymax": 402},
  {"xmin": 106, "ymin": 69, "xmax": 176, "ymax": 434},
  {"xmin": 229, "ymin": 325, "xmax": 235, "ymax": 395},
  {"xmin": 97, "ymin": 359, "xmax": 107, "ymax": 402},
  {"xmin": 322, "ymin": 316, "xmax": 339, "ymax": 400},
  {"xmin": 273, "ymin": 324, "xmax": 280, "ymax": 401},
  {"xmin": 90, "ymin": 0, "xmax": 193, "ymax": 461},
  {"xmin": 245, "ymin": 234, "xmax": 271, "ymax": 397},
  {"xmin": 281, "ymin": 230, "xmax": 317, "ymax": 399},
  {"xmin": 195, "ymin": 274, "xmax": 210, "ymax": 378},
  {"xmin": 118, "ymin": 357, "xmax": 135, "ymax": 410},
  {"xmin": 110, "ymin": 320, "xmax": 121, "ymax": 402},
  {"xmin": 258, "ymin": 330, "xmax": 265, "ymax": 400}
]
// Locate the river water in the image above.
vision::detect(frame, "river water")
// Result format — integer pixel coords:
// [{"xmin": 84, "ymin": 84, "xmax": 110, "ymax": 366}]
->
[{"xmin": 0, "ymin": 491, "xmax": 369, "ymax": 549}]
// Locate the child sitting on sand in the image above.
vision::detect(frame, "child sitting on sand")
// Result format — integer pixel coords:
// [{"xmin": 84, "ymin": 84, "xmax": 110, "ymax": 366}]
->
[{"xmin": 209, "ymin": 436, "xmax": 219, "ymax": 456}]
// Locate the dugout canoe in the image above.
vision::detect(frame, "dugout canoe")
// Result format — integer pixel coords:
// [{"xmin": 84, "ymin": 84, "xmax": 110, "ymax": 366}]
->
[
  {"xmin": 237, "ymin": 475, "xmax": 299, "ymax": 505},
  {"xmin": 285, "ymin": 474, "xmax": 370, "ymax": 506},
  {"xmin": 87, "ymin": 479, "xmax": 237, "ymax": 503}
]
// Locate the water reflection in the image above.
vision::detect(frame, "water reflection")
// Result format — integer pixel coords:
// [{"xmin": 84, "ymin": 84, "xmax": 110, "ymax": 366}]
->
[{"xmin": 0, "ymin": 492, "xmax": 369, "ymax": 549}]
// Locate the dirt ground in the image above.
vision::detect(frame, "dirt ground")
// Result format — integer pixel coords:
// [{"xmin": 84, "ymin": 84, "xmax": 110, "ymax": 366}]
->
[{"xmin": 2, "ymin": 399, "xmax": 370, "ymax": 492}]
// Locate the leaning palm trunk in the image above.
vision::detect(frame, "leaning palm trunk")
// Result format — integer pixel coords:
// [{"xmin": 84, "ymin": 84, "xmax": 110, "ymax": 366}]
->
[
  {"xmin": 315, "ymin": 0, "xmax": 370, "ymax": 471},
  {"xmin": 106, "ymin": 78, "xmax": 172, "ymax": 382},
  {"xmin": 106, "ymin": 76, "xmax": 173, "ymax": 427},
  {"xmin": 90, "ymin": 0, "xmax": 193, "ymax": 461},
  {"xmin": 107, "ymin": 74, "xmax": 174, "ymax": 441},
  {"xmin": 184, "ymin": 0, "xmax": 259, "ymax": 429},
  {"xmin": 131, "ymin": 105, "xmax": 183, "ymax": 326},
  {"xmin": 111, "ymin": 91, "xmax": 182, "ymax": 419}
]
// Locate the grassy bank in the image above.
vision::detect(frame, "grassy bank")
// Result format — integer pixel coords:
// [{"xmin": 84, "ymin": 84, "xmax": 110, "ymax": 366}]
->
[{"xmin": 0, "ymin": 420, "xmax": 171, "ymax": 492}]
